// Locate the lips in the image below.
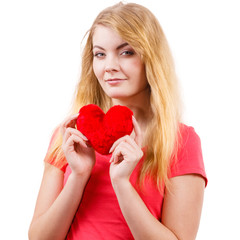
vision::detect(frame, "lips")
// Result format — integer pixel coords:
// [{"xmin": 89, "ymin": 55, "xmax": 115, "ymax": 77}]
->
[
  {"xmin": 106, "ymin": 78, "xmax": 125, "ymax": 82},
  {"xmin": 105, "ymin": 78, "xmax": 127, "ymax": 85}
]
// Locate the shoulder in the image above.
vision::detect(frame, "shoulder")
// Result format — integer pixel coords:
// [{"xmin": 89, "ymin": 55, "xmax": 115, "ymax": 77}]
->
[
  {"xmin": 179, "ymin": 124, "xmax": 200, "ymax": 144},
  {"xmin": 176, "ymin": 123, "xmax": 202, "ymax": 157},
  {"xmin": 178, "ymin": 124, "xmax": 202, "ymax": 158},
  {"xmin": 44, "ymin": 127, "xmax": 68, "ymax": 173},
  {"xmin": 170, "ymin": 124, "xmax": 208, "ymax": 186}
]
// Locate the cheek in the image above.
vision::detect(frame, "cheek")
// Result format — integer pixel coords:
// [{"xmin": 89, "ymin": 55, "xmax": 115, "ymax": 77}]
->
[
  {"xmin": 131, "ymin": 60, "xmax": 147, "ymax": 87},
  {"xmin": 92, "ymin": 61, "xmax": 98, "ymax": 77},
  {"xmin": 121, "ymin": 58, "xmax": 140, "ymax": 75},
  {"xmin": 93, "ymin": 60, "xmax": 103, "ymax": 79},
  {"xmin": 127, "ymin": 59, "xmax": 145, "ymax": 78}
]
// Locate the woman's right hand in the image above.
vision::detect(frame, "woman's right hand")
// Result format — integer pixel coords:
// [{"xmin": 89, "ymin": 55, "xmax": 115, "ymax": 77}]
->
[{"xmin": 61, "ymin": 113, "xmax": 96, "ymax": 178}]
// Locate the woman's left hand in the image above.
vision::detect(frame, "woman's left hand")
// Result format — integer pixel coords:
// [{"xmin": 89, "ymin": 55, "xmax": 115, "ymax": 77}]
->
[{"xmin": 109, "ymin": 116, "xmax": 143, "ymax": 184}]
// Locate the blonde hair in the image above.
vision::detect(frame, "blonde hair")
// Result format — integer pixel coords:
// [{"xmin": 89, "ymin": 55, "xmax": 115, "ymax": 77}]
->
[{"xmin": 47, "ymin": 2, "xmax": 182, "ymax": 191}]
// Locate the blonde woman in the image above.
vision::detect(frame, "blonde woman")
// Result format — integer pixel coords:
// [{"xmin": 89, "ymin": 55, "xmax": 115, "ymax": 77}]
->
[{"xmin": 29, "ymin": 2, "xmax": 207, "ymax": 240}]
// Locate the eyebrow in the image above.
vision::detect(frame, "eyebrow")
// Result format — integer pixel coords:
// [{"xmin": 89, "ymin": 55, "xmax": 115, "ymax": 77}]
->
[{"xmin": 93, "ymin": 42, "xmax": 129, "ymax": 50}]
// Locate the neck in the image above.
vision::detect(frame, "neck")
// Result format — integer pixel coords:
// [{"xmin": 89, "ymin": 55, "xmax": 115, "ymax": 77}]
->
[{"xmin": 111, "ymin": 87, "xmax": 152, "ymax": 132}]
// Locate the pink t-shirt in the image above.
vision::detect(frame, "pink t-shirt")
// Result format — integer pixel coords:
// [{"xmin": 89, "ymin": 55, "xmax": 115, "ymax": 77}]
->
[{"xmin": 45, "ymin": 124, "xmax": 207, "ymax": 239}]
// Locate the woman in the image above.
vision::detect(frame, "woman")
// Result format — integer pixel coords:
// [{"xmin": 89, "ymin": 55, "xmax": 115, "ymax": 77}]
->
[{"xmin": 29, "ymin": 2, "xmax": 207, "ymax": 240}]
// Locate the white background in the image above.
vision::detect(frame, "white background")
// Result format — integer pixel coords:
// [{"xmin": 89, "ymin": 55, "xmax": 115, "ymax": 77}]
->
[{"xmin": 0, "ymin": 0, "xmax": 239, "ymax": 239}]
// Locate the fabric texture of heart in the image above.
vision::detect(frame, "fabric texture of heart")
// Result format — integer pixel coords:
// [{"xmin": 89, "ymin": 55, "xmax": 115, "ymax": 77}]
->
[{"xmin": 76, "ymin": 104, "xmax": 133, "ymax": 155}]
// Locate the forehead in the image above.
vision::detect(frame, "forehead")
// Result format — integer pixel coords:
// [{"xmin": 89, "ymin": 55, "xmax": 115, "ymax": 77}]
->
[{"xmin": 92, "ymin": 25, "xmax": 125, "ymax": 46}]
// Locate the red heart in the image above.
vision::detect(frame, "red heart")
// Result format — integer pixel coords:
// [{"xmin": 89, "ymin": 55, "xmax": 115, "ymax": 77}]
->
[{"xmin": 76, "ymin": 104, "xmax": 133, "ymax": 155}]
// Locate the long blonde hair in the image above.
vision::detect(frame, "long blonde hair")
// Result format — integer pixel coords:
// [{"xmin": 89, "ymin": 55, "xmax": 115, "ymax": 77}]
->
[{"xmin": 47, "ymin": 2, "xmax": 182, "ymax": 191}]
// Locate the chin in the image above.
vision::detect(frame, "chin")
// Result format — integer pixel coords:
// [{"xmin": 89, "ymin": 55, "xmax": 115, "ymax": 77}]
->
[
  {"xmin": 109, "ymin": 94, "xmax": 128, "ymax": 100},
  {"xmin": 105, "ymin": 90, "xmax": 128, "ymax": 99}
]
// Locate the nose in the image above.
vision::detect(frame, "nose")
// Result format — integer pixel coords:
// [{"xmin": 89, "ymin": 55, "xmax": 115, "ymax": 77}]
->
[{"xmin": 105, "ymin": 54, "xmax": 120, "ymax": 73}]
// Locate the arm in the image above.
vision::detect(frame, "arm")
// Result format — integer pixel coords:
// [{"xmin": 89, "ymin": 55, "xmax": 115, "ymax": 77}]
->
[
  {"xmin": 28, "ymin": 163, "xmax": 90, "ymax": 240},
  {"xmin": 112, "ymin": 174, "xmax": 205, "ymax": 240},
  {"xmin": 110, "ymin": 117, "xmax": 205, "ymax": 239},
  {"xmin": 161, "ymin": 174, "xmax": 205, "ymax": 239},
  {"xmin": 29, "ymin": 114, "xmax": 96, "ymax": 240}
]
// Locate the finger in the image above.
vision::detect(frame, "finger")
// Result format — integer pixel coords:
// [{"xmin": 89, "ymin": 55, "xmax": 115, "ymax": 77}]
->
[
  {"xmin": 65, "ymin": 127, "xmax": 88, "ymax": 141},
  {"xmin": 109, "ymin": 135, "xmax": 139, "ymax": 154},
  {"xmin": 63, "ymin": 113, "xmax": 79, "ymax": 129},
  {"xmin": 109, "ymin": 135, "xmax": 130, "ymax": 153},
  {"xmin": 116, "ymin": 138, "xmax": 143, "ymax": 160},
  {"xmin": 112, "ymin": 147, "xmax": 125, "ymax": 164},
  {"xmin": 112, "ymin": 142, "xmax": 134, "ymax": 163},
  {"xmin": 62, "ymin": 128, "xmax": 88, "ymax": 148},
  {"xmin": 132, "ymin": 116, "xmax": 142, "ymax": 147},
  {"xmin": 118, "ymin": 141, "xmax": 134, "ymax": 154},
  {"xmin": 62, "ymin": 126, "xmax": 72, "ymax": 145},
  {"xmin": 64, "ymin": 134, "xmax": 88, "ymax": 149},
  {"xmin": 61, "ymin": 113, "xmax": 81, "ymax": 137},
  {"xmin": 61, "ymin": 113, "xmax": 79, "ymax": 135},
  {"xmin": 109, "ymin": 154, "xmax": 124, "ymax": 163}
]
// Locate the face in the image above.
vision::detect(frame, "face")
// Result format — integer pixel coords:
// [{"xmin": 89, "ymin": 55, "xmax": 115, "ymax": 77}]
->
[{"xmin": 92, "ymin": 25, "xmax": 148, "ymax": 101}]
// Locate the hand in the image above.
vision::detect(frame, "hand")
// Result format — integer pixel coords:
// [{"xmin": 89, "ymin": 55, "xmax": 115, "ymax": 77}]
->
[
  {"xmin": 61, "ymin": 113, "xmax": 96, "ymax": 178},
  {"xmin": 109, "ymin": 116, "xmax": 143, "ymax": 183}
]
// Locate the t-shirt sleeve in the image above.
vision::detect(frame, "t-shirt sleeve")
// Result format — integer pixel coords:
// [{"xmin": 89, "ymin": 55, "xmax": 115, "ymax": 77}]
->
[
  {"xmin": 170, "ymin": 125, "xmax": 208, "ymax": 186},
  {"xmin": 44, "ymin": 128, "xmax": 68, "ymax": 172}
]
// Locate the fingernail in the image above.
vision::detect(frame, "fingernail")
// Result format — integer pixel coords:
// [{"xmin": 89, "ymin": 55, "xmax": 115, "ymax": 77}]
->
[{"xmin": 82, "ymin": 135, "xmax": 88, "ymax": 141}]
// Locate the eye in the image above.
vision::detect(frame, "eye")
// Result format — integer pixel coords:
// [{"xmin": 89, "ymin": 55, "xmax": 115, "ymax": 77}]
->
[
  {"xmin": 121, "ymin": 50, "xmax": 134, "ymax": 56},
  {"xmin": 94, "ymin": 52, "xmax": 105, "ymax": 58}
]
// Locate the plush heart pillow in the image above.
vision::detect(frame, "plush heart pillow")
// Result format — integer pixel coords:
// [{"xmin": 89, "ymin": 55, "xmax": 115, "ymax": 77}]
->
[{"xmin": 76, "ymin": 104, "xmax": 133, "ymax": 155}]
